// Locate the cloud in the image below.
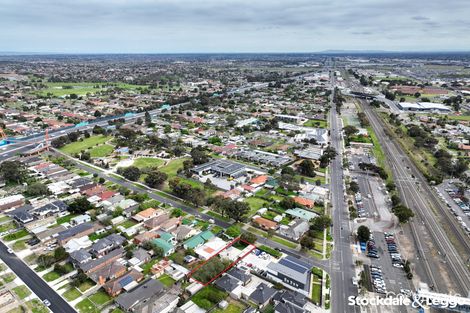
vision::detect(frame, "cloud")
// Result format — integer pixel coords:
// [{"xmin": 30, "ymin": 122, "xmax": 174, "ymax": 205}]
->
[{"xmin": 0, "ymin": 0, "xmax": 469, "ymax": 52}]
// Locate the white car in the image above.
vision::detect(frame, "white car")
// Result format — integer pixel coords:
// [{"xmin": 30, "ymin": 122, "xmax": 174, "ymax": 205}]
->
[
  {"xmin": 7, "ymin": 248, "xmax": 14, "ymax": 254},
  {"xmin": 43, "ymin": 299, "xmax": 51, "ymax": 307}
]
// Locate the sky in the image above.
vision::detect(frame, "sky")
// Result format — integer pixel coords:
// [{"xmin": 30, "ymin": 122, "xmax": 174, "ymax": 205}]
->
[{"xmin": 1, "ymin": 0, "xmax": 469, "ymax": 53}]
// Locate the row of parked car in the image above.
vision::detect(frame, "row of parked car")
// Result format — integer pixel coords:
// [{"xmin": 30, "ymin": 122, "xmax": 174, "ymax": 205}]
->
[
  {"xmin": 384, "ymin": 233, "xmax": 404, "ymax": 269},
  {"xmin": 354, "ymin": 191, "xmax": 369, "ymax": 218},
  {"xmin": 437, "ymin": 186, "xmax": 470, "ymax": 234},
  {"xmin": 370, "ymin": 265, "xmax": 387, "ymax": 294},
  {"xmin": 366, "ymin": 238, "xmax": 379, "ymax": 258}
]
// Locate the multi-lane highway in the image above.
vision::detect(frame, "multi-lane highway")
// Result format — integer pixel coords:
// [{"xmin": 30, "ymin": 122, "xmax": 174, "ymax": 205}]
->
[
  {"xmin": 0, "ymin": 241, "xmax": 76, "ymax": 313},
  {"xmin": 328, "ymin": 70, "xmax": 359, "ymax": 313}
]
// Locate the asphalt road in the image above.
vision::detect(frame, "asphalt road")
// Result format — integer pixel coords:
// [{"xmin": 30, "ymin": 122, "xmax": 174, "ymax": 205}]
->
[
  {"xmin": 328, "ymin": 70, "xmax": 359, "ymax": 313},
  {"xmin": 0, "ymin": 241, "xmax": 76, "ymax": 313}
]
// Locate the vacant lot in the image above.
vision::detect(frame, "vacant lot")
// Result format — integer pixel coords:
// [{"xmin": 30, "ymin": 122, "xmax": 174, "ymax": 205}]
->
[{"xmin": 159, "ymin": 158, "xmax": 188, "ymax": 177}]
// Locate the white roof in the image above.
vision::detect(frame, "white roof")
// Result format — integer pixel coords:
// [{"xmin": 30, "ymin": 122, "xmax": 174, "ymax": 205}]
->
[{"xmin": 0, "ymin": 194, "xmax": 24, "ymax": 206}]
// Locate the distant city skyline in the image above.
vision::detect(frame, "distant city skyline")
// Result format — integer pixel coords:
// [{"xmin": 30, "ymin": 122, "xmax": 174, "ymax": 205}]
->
[{"xmin": 1, "ymin": 0, "xmax": 470, "ymax": 53}]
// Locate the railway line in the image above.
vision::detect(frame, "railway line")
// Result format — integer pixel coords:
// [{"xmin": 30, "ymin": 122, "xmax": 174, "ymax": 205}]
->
[{"xmin": 358, "ymin": 98, "xmax": 470, "ymax": 295}]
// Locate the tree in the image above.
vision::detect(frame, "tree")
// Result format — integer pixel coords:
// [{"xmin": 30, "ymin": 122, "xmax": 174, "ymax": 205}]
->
[
  {"xmin": 241, "ymin": 231, "xmax": 257, "ymax": 244},
  {"xmin": 225, "ymin": 201, "xmax": 250, "ymax": 222},
  {"xmin": 300, "ymin": 235, "xmax": 315, "ymax": 249},
  {"xmin": 69, "ymin": 197, "xmax": 94, "ymax": 214},
  {"xmin": 298, "ymin": 160, "xmax": 316, "ymax": 178},
  {"xmin": 343, "ymin": 125, "xmax": 359, "ymax": 137},
  {"xmin": 393, "ymin": 205, "xmax": 414, "ymax": 223},
  {"xmin": 144, "ymin": 170, "xmax": 168, "ymax": 188},
  {"xmin": 357, "ymin": 225, "xmax": 370, "ymax": 242},
  {"xmin": 118, "ymin": 166, "xmax": 141, "ymax": 181},
  {"xmin": 190, "ymin": 147, "xmax": 209, "ymax": 165},
  {"xmin": 349, "ymin": 181, "xmax": 359, "ymax": 193},
  {"xmin": 152, "ymin": 245, "xmax": 164, "ymax": 258},
  {"xmin": 280, "ymin": 197, "xmax": 296, "ymax": 210},
  {"xmin": 94, "ymin": 110, "xmax": 102, "ymax": 118},
  {"xmin": 144, "ymin": 111, "xmax": 152, "ymax": 125},
  {"xmin": 0, "ymin": 161, "xmax": 27, "ymax": 184},
  {"xmin": 208, "ymin": 136, "xmax": 222, "ymax": 145},
  {"xmin": 310, "ymin": 215, "xmax": 331, "ymax": 232},
  {"xmin": 25, "ymin": 182, "xmax": 50, "ymax": 197}
]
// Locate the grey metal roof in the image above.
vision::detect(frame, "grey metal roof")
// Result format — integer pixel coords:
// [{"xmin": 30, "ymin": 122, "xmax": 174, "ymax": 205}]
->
[
  {"xmin": 267, "ymin": 256, "xmax": 311, "ymax": 289},
  {"xmin": 57, "ymin": 222, "xmax": 94, "ymax": 242},
  {"xmin": 215, "ymin": 275, "xmax": 240, "ymax": 292},
  {"xmin": 115, "ymin": 279, "xmax": 164, "ymax": 311},
  {"xmin": 249, "ymin": 283, "xmax": 277, "ymax": 304},
  {"xmin": 274, "ymin": 302, "xmax": 306, "ymax": 313}
]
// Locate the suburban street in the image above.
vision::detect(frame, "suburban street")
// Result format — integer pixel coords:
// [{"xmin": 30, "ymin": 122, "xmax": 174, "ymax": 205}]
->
[
  {"xmin": 328, "ymin": 69, "xmax": 359, "ymax": 313},
  {"xmin": 0, "ymin": 241, "xmax": 76, "ymax": 313},
  {"xmin": 52, "ymin": 149, "xmax": 329, "ymax": 271}
]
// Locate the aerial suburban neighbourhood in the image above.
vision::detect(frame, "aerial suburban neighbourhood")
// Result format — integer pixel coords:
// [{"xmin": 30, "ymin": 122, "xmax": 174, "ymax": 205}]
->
[{"xmin": 1, "ymin": 1, "xmax": 470, "ymax": 313}]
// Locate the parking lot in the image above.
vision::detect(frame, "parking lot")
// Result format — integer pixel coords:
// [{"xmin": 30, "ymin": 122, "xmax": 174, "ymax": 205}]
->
[
  {"xmin": 365, "ymin": 231, "xmax": 411, "ymax": 295},
  {"xmin": 436, "ymin": 180, "xmax": 470, "ymax": 236}
]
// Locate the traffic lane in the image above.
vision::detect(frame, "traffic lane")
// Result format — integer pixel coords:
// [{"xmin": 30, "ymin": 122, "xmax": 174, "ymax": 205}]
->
[{"xmin": 0, "ymin": 241, "xmax": 76, "ymax": 313}]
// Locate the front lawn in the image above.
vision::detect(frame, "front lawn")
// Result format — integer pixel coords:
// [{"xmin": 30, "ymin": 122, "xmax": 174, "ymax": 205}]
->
[
  {"xmin": 63, "ymin": 287, "xmax": 82, "ymax": 301},
  {"xmin": 13, "ymin": 285, "xmax": 31, "ymax": 299},
  {"xmin": 26, "ymin": 299, "xmax": 49, "ymax": 313},
  {"xmin": 89, "ymin": 290, "xmax": 112, "ymax": 306},
  {"xmin": 304, "ymin": 119, "xmax": 328, "ymax": 128},
  {"xmin": 3, "ymin": 229, "xmax": 29, "ymax": 241},
  {"xmin": 133, "ymin": 157, "xmax": 165, "ymax": 169},
  {"xmin": 43, "ymin": 271, "xmax": 61, "ymax": 282},
  {"xmin": 77, "ymin": 279, "xmax": 96, "ymax": 292},
  {"xmin": 76, "ymin": 298, "xmax": 99, "ymax": 313},
  {"xmin": 12, "ymin": 239, "xmax": 27, "ymax": 251},
  {"xmin": 2, "ymin": 273, "xmax": 16, "ymax": 283},
  {"xmin": 272, "ymin": 236, "xmax": 298, "ymax": 249},
  {"xmin": 0, "ymin": 222, "xmax": 16, "ymax": 233}
]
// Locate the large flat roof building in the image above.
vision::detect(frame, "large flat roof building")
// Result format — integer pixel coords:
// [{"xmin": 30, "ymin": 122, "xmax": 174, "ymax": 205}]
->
[
  {"xmin": 397, "ymin": 102, "xmax": 451, "ymax": 113},
  {"xmin": 192, "ymin": 160, "xmax": 246, "ymax": 178}
]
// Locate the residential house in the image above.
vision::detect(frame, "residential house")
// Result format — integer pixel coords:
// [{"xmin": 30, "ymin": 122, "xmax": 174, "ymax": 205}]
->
[
  {"xmin": 183, "ymin": 230, "xmax": 214, "ymax": 250},
  {"xmin": 114, "ymin": 279, "xmax": 165, "ymax": 313},
  {"xmin": 104, "ymin": 269, "xmax": 144, "ymax": 297},
  {"xmin": 266, "ymin": 256, "xmax": 311, "ymax": 296},
  {"xmin": 278, "ymin": 219, "xmax": 309, "ymax": 241},
  {"xmin": 252, "ymin": 216, "xmax": 278, "ymax": 231},
  {"xmin": 248, "ymin": 283, "xmax": 278, "ymax": 308}
]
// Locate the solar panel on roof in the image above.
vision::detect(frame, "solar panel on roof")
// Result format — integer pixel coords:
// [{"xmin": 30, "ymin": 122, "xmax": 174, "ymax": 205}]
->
[
  {"xmin": 285, "ymin": 255, "xmax": 311, "ymax": 269},
  {"xmin": 119, "ymin": 275, "xmax": 133, "ymax": 287},
  {"xmin": 279, "ymin": 257, "xmax": 310, "ymax": 274}
]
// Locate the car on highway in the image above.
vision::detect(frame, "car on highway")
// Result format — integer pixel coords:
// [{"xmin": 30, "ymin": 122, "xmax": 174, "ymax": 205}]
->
[
  {"xmin": 43, "ymin": 299, "xmax": 51, "ymax": 307},
  {"xmin": 7, "ymin": 248, "xmax": 14, "ymax": 254}
]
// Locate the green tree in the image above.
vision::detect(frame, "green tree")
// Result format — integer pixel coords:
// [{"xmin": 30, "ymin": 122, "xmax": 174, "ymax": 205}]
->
[
  {"xmin": 241, "ymin": 232, "xmax": 257, "ymax": 244},
  {"xmin": 68, "ymin": 197, "xmax": 94, "ymax": 214},
  {"xmin": 298, "ymin": 159, "xmax": 316, "ymax": 178},
  {"xmin": 0, "ymin": 161, "xmax": 27, "ymax": 184},
  {"xmin": 25, "ymin": 182, "xmax": 50, "ymax": 197},
  {"xmin": 357, "ymin": 225, "xmax": 370, "ymax": 242},
  {"xmin": 144, "ymin": 170, "xmax": 168, "ymax": 188},
  {"xmin": 310, "ymin": 215, "xmax": 331, "ymax": 232},
  {"xmin": 118, "ymin": 166, "xmax": 141, "ymax": 181}
]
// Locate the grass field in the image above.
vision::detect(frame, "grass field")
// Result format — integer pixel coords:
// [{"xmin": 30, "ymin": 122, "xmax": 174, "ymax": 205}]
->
[
  {"xmin": 43, "ymin": 271, "xmax": 61, "ymax": 282},
  {"xmin": 3, "ymin": 229, "xmax": 29, "ymax": 241},
  {"xmin": 63, "ymin": 288, "xmax": 82, "ymax": 301},
  {"xmin": 311, "ymin": 273, "xmax": 322, "ymax": 305},
  {"xmin": 13, "ymin": 285, "xmax": 31, "ymax": 299},
  {"xmin": 12, "ymin": 239, "xmax": 27, "ymax": 251},
  {"xmin": 271, "ymin": 236, "xmax": 298, "ymax": 249},
  {"xmin": 192, "ymin": 285, "xmax": 227, "ymax": 310},
  {"xmin": 76, "ymin": 298, "xmax": 99, "ymax": 313},
  {"xmin": 158, "ymin": 274, "xmax": 176, "ymax": 287},
  {"xmin": 26, "ymin": 299, "xmax": 49, "ymax": 313},
  {"xmin": 35, "ymin": 82, "xmax": 148, "ymax": 97},
  {"xmin": 77, "ymin": 279, "xmax": 95, "ymax": 293},
  {"xmin": 304, "ymin": 119, "xmax": 328, "ymax": 128},
  {"xmin": 89, "ymin": 290, "xmax": 111, "ymax": 306},
  {"xmin": 159, "ymin": 158, "xmax": 188, "ymax": 177},
  {"xmin": 60, "ymin": 135, "xmax": 111, "ymax": 155},
  {"xmin": 89, "ymin": 144, "xmax": 114, "ymax": 158},
  {"xmin": 212, "ymin": 303, "xmax": 245, "ymax": 313},
  {"xmin": 448, "ymin": 115, "xmax": 470, "ymax": 121},
  {"xmin": 133, "ymin": 157, "xmax": 165, "ymax": 169},
  {"xmin": 244, "ymin": 197, "xmax": 270, "ymax": 216},
  {"xmin": 0, "ymin": 222, "xmax": 16, "ymax": 233}
]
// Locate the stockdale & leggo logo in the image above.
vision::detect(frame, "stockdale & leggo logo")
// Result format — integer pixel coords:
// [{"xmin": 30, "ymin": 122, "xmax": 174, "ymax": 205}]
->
[{"xmin": 348, "ymin": 291, "xmax": 465, "ymax": 309}]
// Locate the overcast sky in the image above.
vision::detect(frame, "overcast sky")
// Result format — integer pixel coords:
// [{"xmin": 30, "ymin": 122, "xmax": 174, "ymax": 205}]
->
[{"xmin": 1, "ymin": 0, "xmax": 469, "ymax": 53}]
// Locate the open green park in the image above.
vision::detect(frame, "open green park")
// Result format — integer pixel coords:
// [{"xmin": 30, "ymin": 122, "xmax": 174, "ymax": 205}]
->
[{"xmin": 60, "ymin": 135, "xmax": 112, "ymax": 155}]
